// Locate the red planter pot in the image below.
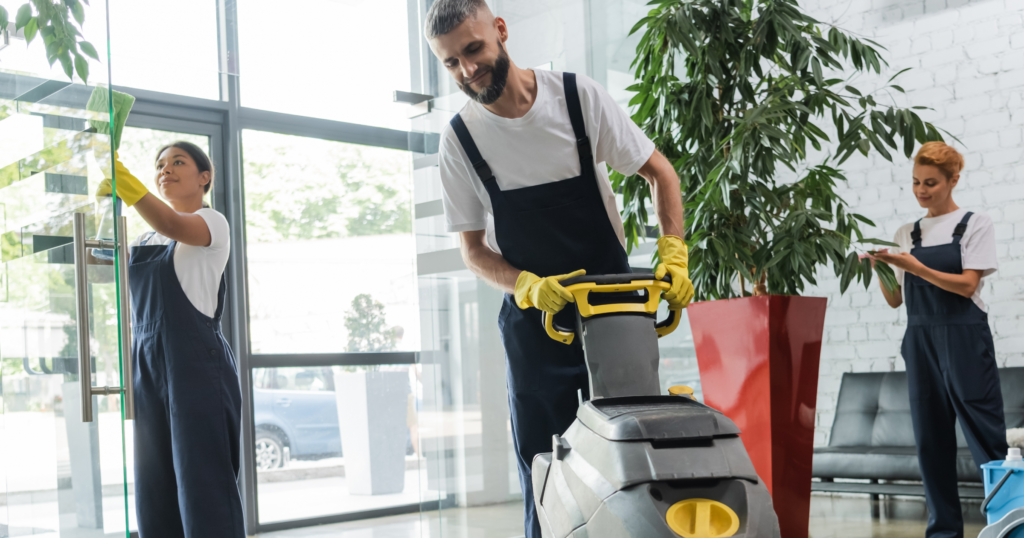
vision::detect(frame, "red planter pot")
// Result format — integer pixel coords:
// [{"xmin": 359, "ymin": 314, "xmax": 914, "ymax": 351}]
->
[{"xmin": 688, "ymin": 295, "xmax": 827, "ymax": 538}]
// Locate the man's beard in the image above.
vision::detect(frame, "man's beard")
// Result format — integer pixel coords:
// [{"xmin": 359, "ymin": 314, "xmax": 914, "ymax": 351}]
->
[{"xmin": 458, "ymin": 40, "xmax": 510, "ymax": 105}]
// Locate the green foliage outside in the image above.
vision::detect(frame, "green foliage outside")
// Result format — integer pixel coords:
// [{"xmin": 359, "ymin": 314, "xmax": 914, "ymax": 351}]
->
[
  {"xmin": 345, "ymin": 294, "xmax": 399, "ymax": 353},
  {"xmin": 242, "ymin": 131, "xmax": 412, "ymax": 243},
  {"xmin": 0, "ymin": 0, "xmax": 98, "ymax": 83},
  {"xmin": 618, "ymin": 0, "xmax": 946, "ymax": 300}
]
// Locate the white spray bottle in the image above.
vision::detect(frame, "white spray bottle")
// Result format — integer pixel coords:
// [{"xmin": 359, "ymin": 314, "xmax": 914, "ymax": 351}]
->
[{"xmin": 1005, "ymin": 447, "xmax": 1024, "ymax": 469}]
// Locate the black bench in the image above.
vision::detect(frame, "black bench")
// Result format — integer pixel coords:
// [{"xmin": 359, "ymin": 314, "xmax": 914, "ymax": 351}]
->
[{"xmin": 812, "ymin": 368, "xmax": 1024, "ymax": 501}]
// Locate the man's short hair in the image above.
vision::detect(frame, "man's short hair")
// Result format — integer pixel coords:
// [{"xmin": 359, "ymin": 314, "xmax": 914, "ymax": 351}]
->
[{"xmin": 424, "ymin": 0, "xmax": 488, "ymax": 40}]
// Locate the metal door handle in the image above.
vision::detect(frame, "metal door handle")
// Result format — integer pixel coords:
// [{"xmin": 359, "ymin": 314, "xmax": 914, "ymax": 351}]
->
[
  {"xmin": 73, "ymin": 213, "xmax": 133, "ymax": 422},
  {"xmin": 276, "ymin": 398, "xmax": 291, "ymax": 407}
]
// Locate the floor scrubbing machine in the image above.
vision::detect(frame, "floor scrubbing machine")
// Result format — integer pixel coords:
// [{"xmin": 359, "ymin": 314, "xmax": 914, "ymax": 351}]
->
[{"xmin": 532, "ymin": 274, "xmax": 780, "ymax": 538}]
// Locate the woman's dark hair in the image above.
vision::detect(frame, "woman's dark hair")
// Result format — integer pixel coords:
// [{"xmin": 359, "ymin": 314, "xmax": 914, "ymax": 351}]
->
[{"xmin": 155, "ymin": 141, "xmax": 215, "ymax": 194}]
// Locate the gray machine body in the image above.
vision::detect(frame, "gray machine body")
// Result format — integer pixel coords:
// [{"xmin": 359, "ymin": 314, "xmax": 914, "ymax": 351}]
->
[{"xmin": 534, "ymin": 308, "xmax": 780, "ymax": 537}]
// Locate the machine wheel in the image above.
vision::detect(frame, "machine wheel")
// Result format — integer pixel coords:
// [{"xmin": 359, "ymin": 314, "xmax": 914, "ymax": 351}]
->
[{"xmin": 255, "ymin": 430, "xmax": 287, "ymax": 470}]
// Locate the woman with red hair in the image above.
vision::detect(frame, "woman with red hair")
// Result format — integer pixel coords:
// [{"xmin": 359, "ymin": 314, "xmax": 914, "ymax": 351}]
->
[{"xmin": 871, "ymin": 141, "xmax": 1007, "ymax": 538}]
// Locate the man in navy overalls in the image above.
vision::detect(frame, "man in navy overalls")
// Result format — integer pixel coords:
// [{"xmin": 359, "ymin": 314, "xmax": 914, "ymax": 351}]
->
[{"xmin": 424, "ymin": 1, "xmax": 695, "ymax": 536}]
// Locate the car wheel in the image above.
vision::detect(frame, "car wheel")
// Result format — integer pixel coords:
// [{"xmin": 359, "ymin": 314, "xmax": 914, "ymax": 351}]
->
[{"xmin": 255, "ymin": 430, "xmax": 286, "ymax": 471}]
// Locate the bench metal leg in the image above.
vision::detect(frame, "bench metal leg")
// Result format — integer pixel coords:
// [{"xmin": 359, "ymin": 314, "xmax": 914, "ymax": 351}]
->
[{"xmin": 870, "ymin": 479, "xmax": 881, "ymax": 519}]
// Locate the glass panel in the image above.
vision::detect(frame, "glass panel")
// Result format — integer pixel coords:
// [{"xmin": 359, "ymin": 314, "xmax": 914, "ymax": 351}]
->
[
  {"xmin": 0, "ymin": 0, "xmax": 131, "ymax": 532},
  {"xmin": 107, "ymin": 0, "xmax": 222, "ymax": 100},
  {"xmin": 242, "ymin": 130, "xmax": 418, "ymax": 354},
  {"xmin": 0, "ymin": 88, "xmax": 131, "ymax": 536},
  {"xmin": 237, "ymin": 0, "xmax": 411, "ymax": 130},
  {"xmin": 252, "ymin": 365, "xmax": 438, "ymax": 524}
]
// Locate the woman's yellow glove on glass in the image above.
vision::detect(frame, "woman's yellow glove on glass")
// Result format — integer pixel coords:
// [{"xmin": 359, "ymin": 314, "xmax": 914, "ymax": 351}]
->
[
  {"xmin": 95, "ymin": 152, "xmax": 149, "ymax": 206},
  {"xmin": 514, "ymin": 269, "xmax": 586, "ymax": 314},
  {"xmin": 655, "ymin": 235, "xmax": 695, "ymax": 309}
]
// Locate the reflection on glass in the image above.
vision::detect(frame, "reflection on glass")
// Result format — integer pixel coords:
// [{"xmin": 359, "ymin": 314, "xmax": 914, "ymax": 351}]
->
[
  {"xmin": 252, "ymin": 365, "xmax": 434, "ymax": 524},
  {"xmin": 237, "ymin": 0, "xmax": 411, "ymax": 130},
  {"xmin": 242, "ymin": 130, "xmax": 418, "ymax": 354}
]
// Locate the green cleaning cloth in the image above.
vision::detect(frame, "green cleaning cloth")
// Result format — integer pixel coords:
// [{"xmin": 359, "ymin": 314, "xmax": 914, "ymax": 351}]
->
[{"xmin": 86, "ymin": 86, "xmax": 135, "ymax": 151}]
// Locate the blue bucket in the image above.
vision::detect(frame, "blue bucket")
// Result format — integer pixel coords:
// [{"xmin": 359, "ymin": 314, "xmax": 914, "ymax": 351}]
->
[{"xmin": 981, "ymin": 461, "xmax": 1024, "ymax": 537}]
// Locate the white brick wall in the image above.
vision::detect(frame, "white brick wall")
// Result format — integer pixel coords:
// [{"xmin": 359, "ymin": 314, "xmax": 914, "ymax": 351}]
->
[{"xmin": 800, "ymin": 0, "xmax": 1024, "ymax": 446}]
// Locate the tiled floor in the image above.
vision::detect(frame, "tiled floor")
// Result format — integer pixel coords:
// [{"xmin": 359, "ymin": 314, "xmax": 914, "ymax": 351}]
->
[{"xmin": 258, "ymin": 494, "xmax": 988, "ymax": 537}]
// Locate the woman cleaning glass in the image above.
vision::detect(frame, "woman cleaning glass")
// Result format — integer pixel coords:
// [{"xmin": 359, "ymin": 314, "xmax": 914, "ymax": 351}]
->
[
  {"xmin": 869, "ymin": 141, "xmax": 1007, "ymax": 538},
  {"xmin": 97, "ymin": 136, "xmax": 244, "ymax": 537}
]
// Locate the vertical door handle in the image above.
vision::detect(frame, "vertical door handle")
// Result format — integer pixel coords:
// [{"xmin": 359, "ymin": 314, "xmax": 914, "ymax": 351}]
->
[
  {"xmin": 73, "ymin": 212, "xmax": 131, "ymax": 423},
  {"xmin": 73, "ymin": 213, "xmax": 95, "ymax": 422}
]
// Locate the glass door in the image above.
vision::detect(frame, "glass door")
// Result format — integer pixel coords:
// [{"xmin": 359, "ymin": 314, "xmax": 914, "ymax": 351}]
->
[{"xmin": 0, "ymin": 81, "xmax": 133, "ymax": 536}]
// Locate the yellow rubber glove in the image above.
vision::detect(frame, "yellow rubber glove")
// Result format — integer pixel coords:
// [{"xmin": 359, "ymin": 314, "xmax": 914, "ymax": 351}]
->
[
  {"xmin": 514, "ymin": 269, "xmax": 586, "ymax": 315},
  {"xmin": 95, "ymin": 152, "xmax": 149, "ymax": 206},
  {"xmin": 655, "ymin": 235, "xmax": 695, "ymax": 309}
]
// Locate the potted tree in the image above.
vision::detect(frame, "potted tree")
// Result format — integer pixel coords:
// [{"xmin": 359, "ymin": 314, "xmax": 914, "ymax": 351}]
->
[
  {"xmin": 619, "ymin": 1, "xmax": 947, "ymax": 535},
  {"xmin": 334, "ymin": 294, "xmax": 410, "ymax": 495}
]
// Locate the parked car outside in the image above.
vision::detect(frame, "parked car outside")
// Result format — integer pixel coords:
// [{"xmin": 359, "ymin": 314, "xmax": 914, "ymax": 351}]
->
[
  {"xmin": 253, "ymin": 367, "xmax": 415, "ymax": 471},
  {"xmin": 253, "ymin": 367, "xmax": 342, "ymax": 470}
]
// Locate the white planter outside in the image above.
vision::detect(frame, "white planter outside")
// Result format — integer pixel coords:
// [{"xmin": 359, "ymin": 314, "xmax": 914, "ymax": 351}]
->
[{"xmin": 333, "ymin": 370, "xmax": 409, "ymax": 495}]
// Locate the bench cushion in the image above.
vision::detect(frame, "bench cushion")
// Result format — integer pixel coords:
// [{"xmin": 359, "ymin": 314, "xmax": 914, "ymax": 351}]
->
[
  {"xmin": 814, "ymin": 368, "xmax": 1024, "ymax": 484},
  {"xmin": 813, "ymin": 446, "xmax": 980, "ymax": 482}
]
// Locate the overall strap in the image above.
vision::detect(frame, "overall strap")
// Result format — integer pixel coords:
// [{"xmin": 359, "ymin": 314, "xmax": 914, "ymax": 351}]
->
[
  {"xmin": 952, "ymin": 211, "xmax": 974, "ymax": 245},
  {"xmin": 911, "ymin": 220, "xmax": 923, "ymax": 249},
  {"xmin": 449, "ymin": 113, "xmax": 495, "ymax": 183},
  {"xmin": 139, "ymin": 231, "xmax": 158, "ymax": 246},
  {"xmin": 562, "ymin": 73, "xmax": 594, "ymax": 167}
]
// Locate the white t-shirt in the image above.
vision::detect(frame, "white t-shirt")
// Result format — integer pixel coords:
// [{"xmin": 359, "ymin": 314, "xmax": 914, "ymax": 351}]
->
[
  {"xmin": 892, "ymin": 208, "xmax": 997, "ymax": 311},
  {"xmin": 130, "ymin": 208, "xmax": 230, "ymax": 318},
  {"xmin": 438, "ymin": 70, "xmax": 656, "ymax": 253}
]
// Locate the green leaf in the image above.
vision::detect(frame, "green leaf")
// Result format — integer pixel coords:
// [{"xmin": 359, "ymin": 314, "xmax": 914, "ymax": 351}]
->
[
  {"xmin": 845, "ymin": 85, "xmax": 862, "ymax": 97},
  {"xmin": 73, "ymin": 51, "xmax": 88, "ymax": 83},
  {"xmin": 839, "ymin": 253, "xmax": 858, "ymax": 293},
  {"xmin": 887, "ymin": 67, "xmax": 912, "ymax": 84},
  {"xmin": 78, "ymin": 40, "xmax": 99, "ymax": 60},
  {"xmin": 812, "ymin": 57, "xmax": 824, "ymax": 86},
  {"xmin": 861, "ymin": 257, "xmax": 874, "ymax": 290},
  {"xmin": 0, "ymin": 6, "xmax": 8, "ymax": 32},
  {"xmin": 57, "ymin": 49, "xmax": 73, "ymax": 79},
  {"xmin": 15, "ymin": 4, "xmax": 31, "ymax": 30},
  {"xmin": 858, "ymin": 238, "xmax": 899, "ymax": 247},
  {"xmin": 851, "ymin": 213, "xmax": 877, "ymax": 226},
  {"xmin": 23, "ymin": 17, "xmax": 37, "ymax": 43},
  {"xmin": 71, "ymin": 2, "xmax": 85, "ymax": 25}
]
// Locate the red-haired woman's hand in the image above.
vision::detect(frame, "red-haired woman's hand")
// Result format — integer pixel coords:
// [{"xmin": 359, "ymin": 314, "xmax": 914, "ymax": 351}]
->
[{"xmin": 871, "ymin": 251, "xmax": 924, "ymax": 275}]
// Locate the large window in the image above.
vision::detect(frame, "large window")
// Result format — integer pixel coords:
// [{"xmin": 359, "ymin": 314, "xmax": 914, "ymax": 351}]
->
[
  {"xmin": 242, "ymin": 130, "xmax": 418, "ymax": 354},
  {"xmin": 107, "ymin": 0, "xmax": 222, "ymax": 100},
  {"xmin": 250, "ymin": 365, "xmax": 434, "ymax": 524},
  {"xmin": 237, "ymin": 0, "xmax": 412, "ymax": 130}
]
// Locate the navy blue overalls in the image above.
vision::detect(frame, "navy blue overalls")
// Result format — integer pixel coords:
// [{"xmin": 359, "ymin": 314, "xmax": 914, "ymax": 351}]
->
[
  {"xmin": 450, "ymin": 72, "xmax": 631, "ymax": 538},
  {"xmin": 129, "ymin": 232, "xmax": 245, "ymax": 538},
  {"xmin": 902, "ymin": 212, "xmax": 1008, "ymax": 538}
]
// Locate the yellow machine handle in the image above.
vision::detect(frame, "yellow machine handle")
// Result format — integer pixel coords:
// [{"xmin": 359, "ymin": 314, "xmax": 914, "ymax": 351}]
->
[
  {"xmin": 542, "ymin": 274, "xmax": 684, "ymax": 345},
  {"xmin": 656, "ymin": 307, "xmax": 683, "ymax": 338},
  {"xmin": 543, "ymin": 311, "xmax": 575, "ymax": 345}
]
